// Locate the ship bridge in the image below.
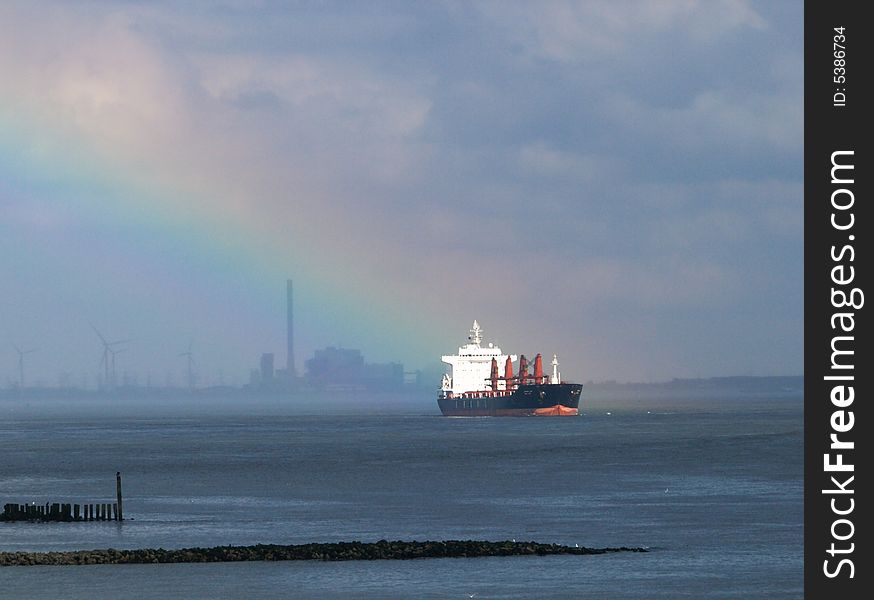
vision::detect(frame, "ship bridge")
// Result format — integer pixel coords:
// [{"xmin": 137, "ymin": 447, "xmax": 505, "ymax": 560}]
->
[{"xmin": 441, "ymin": 320, "xmax": 516, "ymax": 395}]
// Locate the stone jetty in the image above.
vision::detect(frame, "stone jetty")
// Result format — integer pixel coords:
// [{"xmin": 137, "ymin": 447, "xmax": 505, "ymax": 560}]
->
[{"xmin": 0, "ymin": 540, "xmax": 648, "ymax": 567}]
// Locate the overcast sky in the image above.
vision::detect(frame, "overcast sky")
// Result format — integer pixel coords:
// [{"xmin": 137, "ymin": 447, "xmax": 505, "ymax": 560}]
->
[{"xmin": 0, "ymin": 1, "xmax": 802, "ymax": 386}]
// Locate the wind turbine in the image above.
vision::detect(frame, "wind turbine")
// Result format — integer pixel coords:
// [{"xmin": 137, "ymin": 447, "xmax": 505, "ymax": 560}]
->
[
  {"xmin": 109, "ymin": 346, "xmax": 127, "ymax": 388},
  {"xmin": 91, "ymin": 324, "xmax": 131, "ymax": 390},
  {"xmin": 13, "ymin": 345, "xmax": 37, "ymax": 388},
  {"xmin": 178, "ymin": 341, "xmax": 196, "ymax": 391}
]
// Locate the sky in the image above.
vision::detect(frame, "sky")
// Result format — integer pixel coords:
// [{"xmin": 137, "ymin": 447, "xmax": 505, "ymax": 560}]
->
[{"xmin": 0, "ymin": 0, "xmax": 802, "ymax": 387}]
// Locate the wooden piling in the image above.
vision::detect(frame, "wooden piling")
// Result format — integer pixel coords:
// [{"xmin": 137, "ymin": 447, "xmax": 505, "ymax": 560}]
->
[
  {"xmin": 1, "ymin": 473, "xmax": 130, "ymax": 523},
  {"xmin": 116, "ymin": 472, "xmax": 123, "ymax": 521}
]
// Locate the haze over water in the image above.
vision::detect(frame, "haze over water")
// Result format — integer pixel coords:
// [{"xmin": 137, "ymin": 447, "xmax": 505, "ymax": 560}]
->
[{"xmin": 1, "ymin": 388, "xmax": 802, "ymax": 598}]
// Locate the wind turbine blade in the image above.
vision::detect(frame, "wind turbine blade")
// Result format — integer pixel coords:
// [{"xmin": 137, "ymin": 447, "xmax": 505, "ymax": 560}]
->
[{"xmin": 90, "ymin": 323, "xmax": 108, "ymax": 345}]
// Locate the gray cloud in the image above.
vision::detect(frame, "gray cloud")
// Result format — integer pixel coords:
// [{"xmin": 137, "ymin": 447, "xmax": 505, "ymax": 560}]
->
[{"xmin": 1, "ymin": 0, "xmax": 802, "ymax": 383}]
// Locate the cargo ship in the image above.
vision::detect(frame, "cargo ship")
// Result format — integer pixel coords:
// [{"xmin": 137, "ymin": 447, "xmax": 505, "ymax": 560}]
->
[{"xmin": 438, "ymin": 321, "xmax": 582, "ymax": 416}]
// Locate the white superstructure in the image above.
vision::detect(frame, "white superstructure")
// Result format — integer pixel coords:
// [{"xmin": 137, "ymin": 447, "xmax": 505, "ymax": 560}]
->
[{"xmin": 441, "ymin": 320, "xmax": 517, "ymax": 395}]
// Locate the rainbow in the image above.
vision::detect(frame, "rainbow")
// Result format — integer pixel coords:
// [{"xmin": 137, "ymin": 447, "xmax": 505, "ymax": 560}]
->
[{"xmin": 0, "ymin": 105, "xmax": 446, "ymax": 369}]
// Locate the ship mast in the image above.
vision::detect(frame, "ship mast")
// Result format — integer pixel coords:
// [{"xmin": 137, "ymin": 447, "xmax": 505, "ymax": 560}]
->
[{"xmin": 468, "ymin": 320, "xmax": 483, "ymax": 346}]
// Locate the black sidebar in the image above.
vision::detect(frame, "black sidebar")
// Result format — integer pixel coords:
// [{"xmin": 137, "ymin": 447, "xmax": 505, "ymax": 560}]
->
[{"xmin": 805, "ymin": 2, "xmax": 870, "ymax": 597}]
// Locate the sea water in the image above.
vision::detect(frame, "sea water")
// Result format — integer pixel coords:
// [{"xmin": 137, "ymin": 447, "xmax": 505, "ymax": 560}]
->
[{"xmin": 0, "ymin": 391, "xmax": 802, "ymax": 598}]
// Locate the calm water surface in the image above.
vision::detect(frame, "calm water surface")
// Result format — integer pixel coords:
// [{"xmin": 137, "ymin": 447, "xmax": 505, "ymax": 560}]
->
[{"xmin": 0, "ymin": 393, "xmax": 802, "ymax": 598}]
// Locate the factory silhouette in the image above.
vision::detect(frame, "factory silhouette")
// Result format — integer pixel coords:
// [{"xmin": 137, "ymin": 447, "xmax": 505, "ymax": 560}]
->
[
  {"xmin": 4, "ymin": 279, "xmax": 424, "ymax": 396},
  {"xmin": 249, "ymin": 280, "xmax": 406, "ymax": 392}
]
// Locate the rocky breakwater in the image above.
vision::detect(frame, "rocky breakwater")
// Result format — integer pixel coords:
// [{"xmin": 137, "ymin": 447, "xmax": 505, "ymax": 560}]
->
[{"xmin": 0, "ymin": 540, "xmax": 648, "ymax": 566}]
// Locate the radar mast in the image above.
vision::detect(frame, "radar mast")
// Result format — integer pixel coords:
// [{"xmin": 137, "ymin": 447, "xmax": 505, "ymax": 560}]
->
[{"xmin": 469, "ymin": 320, "xmax": 483, "ymax": 346}]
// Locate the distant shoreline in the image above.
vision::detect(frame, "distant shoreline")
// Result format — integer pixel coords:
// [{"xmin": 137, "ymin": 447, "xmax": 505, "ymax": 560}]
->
[
  {"xmin": 0, "ymin": 374, "xmax": 803, "ymax": 399},
  {"xmin": 0, "ymin": 540, "xmax": 648, "ymax": 567}
]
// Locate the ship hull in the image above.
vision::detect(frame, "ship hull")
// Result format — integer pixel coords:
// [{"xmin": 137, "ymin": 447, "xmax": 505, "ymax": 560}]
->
[{"xmin": 437, "ymin": 383, "xmax": 582, "ymax": 417}]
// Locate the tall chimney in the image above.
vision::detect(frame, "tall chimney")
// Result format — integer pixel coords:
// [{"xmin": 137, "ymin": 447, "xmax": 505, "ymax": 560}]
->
[{"xmin": 286, "ymin": 279, "xmax": 295, "ymax": 377}]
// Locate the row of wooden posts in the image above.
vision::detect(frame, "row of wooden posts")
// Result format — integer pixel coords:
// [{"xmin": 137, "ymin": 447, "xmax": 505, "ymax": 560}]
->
[
  {"xmin": 3, "ymin": 502, "xmax": 120, "ymax": 522},
  {"xmin": 0, "ymin": 472, "xmax": 124, "ymax": 523}
]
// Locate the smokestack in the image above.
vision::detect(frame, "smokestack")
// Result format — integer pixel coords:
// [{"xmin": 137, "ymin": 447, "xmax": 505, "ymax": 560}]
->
[{"xmin": 286, "ymin": 279, "xmax": 295, "ymax": 377}]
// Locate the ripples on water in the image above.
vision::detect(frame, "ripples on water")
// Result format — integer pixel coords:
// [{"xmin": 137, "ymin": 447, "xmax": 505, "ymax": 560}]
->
[{"xmin": 0, "ymin": 392, "xmax": 802, "ymax": 598}]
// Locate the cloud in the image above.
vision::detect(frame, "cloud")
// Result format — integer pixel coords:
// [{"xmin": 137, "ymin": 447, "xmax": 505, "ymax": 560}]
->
[
  {"xmin": 475, "ymin": 0, "xmax": 765, "ymax": 63},
  {"xmin": 0, "ymin": 1, "xmax": 802, "ymax": 381},
  {"xmin": 192, "ymin": 53, "xmax": 430, "ymax": 137},
  {"xmin": 602, "ymin": 88, "xmax": 801, "ymax": 157},
  {"xmin": 516, "ymin": 142, "xmax": 622, "ymax": 183}
]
